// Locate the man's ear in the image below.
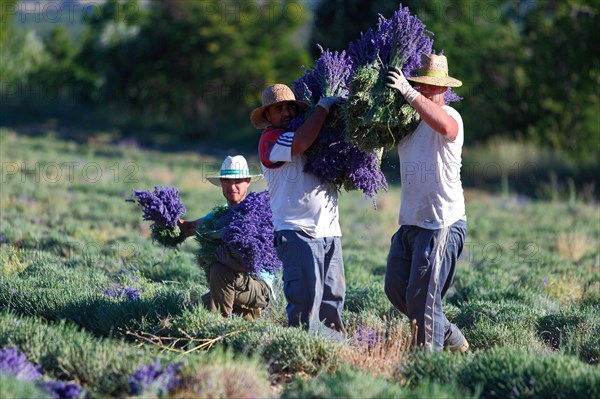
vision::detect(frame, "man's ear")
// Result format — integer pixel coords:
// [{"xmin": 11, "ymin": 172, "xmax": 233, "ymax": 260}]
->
[{"xmin": 263, "ymin": 108, "xmax": 271, "ymax": 123}]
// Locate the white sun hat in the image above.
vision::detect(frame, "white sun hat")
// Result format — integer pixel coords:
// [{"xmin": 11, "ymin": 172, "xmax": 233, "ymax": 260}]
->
[{"xmin": 206, "ymin": 155, "xmax": 263, "ymax": 186}]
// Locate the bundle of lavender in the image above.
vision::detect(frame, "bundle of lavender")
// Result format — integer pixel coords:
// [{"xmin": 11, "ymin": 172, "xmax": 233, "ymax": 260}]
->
[
  {"xmin": 131, "ymin": 186, "xmax": 186, "ymax": 248},
  {"xmin": 345, "ymin": 5, "xmax": 434, "ymax": 152},
  {"xmin": 194, "ymin": 191, "xmax": 282, "ymax": 276},
  {"xmin": 293, "ymin": 46, "xmax": 388, "ymax": 198}
]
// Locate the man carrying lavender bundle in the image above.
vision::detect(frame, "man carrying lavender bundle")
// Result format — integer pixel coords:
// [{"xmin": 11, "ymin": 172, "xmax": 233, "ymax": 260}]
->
[
  {"xmin": 251, "ymin": 83, "xmax": 346, "ymax": 340},
  {"xmin": 179, "ymin": 155, "xmax": 273, "ymax": 320},
  {"xmin": 384, "ymin": 54, "xmax": 469, "ymax": 353}
]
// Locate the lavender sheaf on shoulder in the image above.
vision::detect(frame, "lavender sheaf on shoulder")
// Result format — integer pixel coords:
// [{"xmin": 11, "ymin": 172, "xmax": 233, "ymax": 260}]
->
[
  {"xmin": 345, "ymin": 5, "xmax": 433, "ymax": 152},
  {"xmin": 292, "ymin": 47, "xmax": 388, "ymax": 198},
  {"xmin": 131, "ymin": 186, "xmax": 186, "ymax": 248}
]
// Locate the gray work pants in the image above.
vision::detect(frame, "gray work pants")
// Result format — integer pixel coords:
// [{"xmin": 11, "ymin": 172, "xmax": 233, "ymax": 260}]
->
[
  {"xmin": 275, "ymin": 230, "xmax": 346, "ymax": 338},
  {"xmin": 385, "ymin": 219, "xmax": 467, "ymax": 351}
]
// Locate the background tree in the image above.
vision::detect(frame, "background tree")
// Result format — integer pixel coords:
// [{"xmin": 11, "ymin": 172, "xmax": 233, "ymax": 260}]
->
[
  {"xmin": 0, "ymin": 0, "xmax": 46, "ymax": 88},
  {"xmin": 310, "ymin": 0, "xmax": 399, "ymax": 57},
  {"xmin": 74, "ymin": 0, "xmax": 310, "ymax": 138},
  {"xmin": 519, "ymin": 1, "xmax": 599, "ymax": 162}
]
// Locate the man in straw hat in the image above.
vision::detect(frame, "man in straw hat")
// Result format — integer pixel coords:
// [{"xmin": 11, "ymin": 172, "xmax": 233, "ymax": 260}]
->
[
  {"xmin": 251, "ymin": 83, "xmax": 346, "ymax": 340},
  {"xmin": 384, "ymin": 54, "xmax": 469, "ymax": 353},
  {"xmin": 179, "ymin": 155, "xmax": 273, "ymax": 320}
]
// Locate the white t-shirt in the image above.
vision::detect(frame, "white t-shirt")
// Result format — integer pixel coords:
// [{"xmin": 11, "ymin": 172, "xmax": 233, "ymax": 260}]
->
[
  {"xmin": 397, "ymin": 105, "xmax": 465, "ymax": 229},
  {"xmin": 259, "ymin": 127, "xmax": 341, "ymax": 238}
]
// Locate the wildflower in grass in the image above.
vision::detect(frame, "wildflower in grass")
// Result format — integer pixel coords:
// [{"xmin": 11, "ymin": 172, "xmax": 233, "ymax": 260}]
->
[
  {"xmin": 38, "ymin": 380, "xmax": 84, "ymax": 399},
  {"xmin": 353, "ymin": 326, "xmax": 380, "ymax": 349},
  {"xmin": 195, "ymin": 191, "xmax": 282, "ymax": 275},
  {"xmin": 0, "ymin": 347, "xmax": 42, "ymax": 382},
  {"xmin": 129, "ymin": 360, "xmax": 182, "ymax": 397},
  {"xmin": 103, "ymin": 284, "xmax": 141, "ymax": 300},
  {"xmin": 131, "ymin": 186, "xmax": 186, "ymax": 247}
]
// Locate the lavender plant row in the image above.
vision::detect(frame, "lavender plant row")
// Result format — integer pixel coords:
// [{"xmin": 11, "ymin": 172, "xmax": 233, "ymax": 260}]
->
[{"xmin": 0, "ymin": 347, "xmax": 84, "ymax": 398}]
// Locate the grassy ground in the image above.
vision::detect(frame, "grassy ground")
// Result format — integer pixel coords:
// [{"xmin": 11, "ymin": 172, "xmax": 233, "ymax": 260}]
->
[{"xmin": 1, "ymin": 128, "xmax": 599, "ymax": 398}]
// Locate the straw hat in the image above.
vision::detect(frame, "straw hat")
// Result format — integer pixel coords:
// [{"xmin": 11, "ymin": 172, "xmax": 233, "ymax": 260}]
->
[
  {"xmin": 406, "ymin": 54, "xmax": 462, "ymax": 88},
  {"xmin": 250, "ymin": 84, "xmax": 308, "ymax": 129},
  {"xmin": 207, "ymin": 155, "xmax": 263, "ymax": 186}
]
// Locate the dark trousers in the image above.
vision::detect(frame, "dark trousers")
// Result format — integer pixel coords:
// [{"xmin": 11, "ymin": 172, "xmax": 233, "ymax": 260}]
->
[
  {"xmin": 385, "ymin": 219, "xmax": 466, "ymax": 351},
  {"xmin": 275, "ymin": 230, "xmax": 345, "ymax": 338},
  {"xmin": 203, "ymin": 262, "xmax": 270, "ymax": 319}
]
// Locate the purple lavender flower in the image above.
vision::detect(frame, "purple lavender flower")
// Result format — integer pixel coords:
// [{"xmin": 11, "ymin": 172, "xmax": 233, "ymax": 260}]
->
[
  {"xmin": 302, "ymin": 129, "xmax": 388, "ymax": 198},
  {"xmin": 222, "ymin": 191, "xmax": 282, "ymax": 275},
  {"xmin": 129, "ymin": 360, "xmax": 182, "ymax": 396},
  {"xmin": 353, "ymin": 326, "xmax": 381, "ymax": 349},
  {"xmin": 132, "ymin": 186, "xmax": 186, "ymax": 229},
  {"xmin": 195, "ymin": 191, "xmax": 282, "ymax": 275},
  {"xmin": 349, "ymin": 6, "xmax": 433, "ymax": 75},
  {"xmin": 38, "ymin": 380, "xmax": 84, "ymax": 399},
  {"xmin": 0, "ymin": 347, "xmax": 43, "ymax": 382},
  {"xmin": 103, "ymin": 284, "xmax": 141, "ymax": 300},
  {"xmin": 444, "ymin": 88, "xmax": 463, "ymax": 104},
  {"xmin": 294, "ymin": 45, "xmax": 354, "ymax": 104},
  {"xmin": 348, "ymin": 28, "xmax": 379, "ymax": 67}
]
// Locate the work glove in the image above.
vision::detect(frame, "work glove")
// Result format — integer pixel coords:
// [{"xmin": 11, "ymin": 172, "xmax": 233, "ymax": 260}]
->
[
  {"xmin": 316, "ymin": 96, "xmax": 345, "ymax": 112},
  {"xmin": 385, "ymin": 67, "xmax": 420, "ymax": 104}
]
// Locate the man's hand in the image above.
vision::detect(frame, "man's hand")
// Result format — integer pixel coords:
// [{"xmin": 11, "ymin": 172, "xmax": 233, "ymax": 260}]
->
[
  {"xmin": 385, "ymin": 67, "xmax": 420, "ymax": 104},
  {"xmin": 215, "ymin": 245, "xmax": 247, "ymax": 272},
  {"xmin": 316, "ymin": 96, "xmax": 345, "ymax": 113},
  {"xmin": 178, "ymin": 219, "xmax": 198, "ymax": 238}
]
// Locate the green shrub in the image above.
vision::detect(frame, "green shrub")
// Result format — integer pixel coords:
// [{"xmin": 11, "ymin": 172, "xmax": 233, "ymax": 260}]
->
[
  {"xmin": 579, "ymin": 285, "xmax": 600, "ymax": 308},
  {"xmin": 0, "ymin": 311, "xmax": 167, "ymax": 396},
  {"xmin": 396, "ymin": 350, "xmax": 470, "ymax": 388},
  {"xmin": 0, "ymin": 262, "xmax": 189, "ymax": 337},
  {"xmin": 174, "ymin": 349, "xmax": 273, "ymax": 399},
  {"xmin": 0, "ymin": 245, "xmax": 29, "ymax": 275},
  {"xmin": 262, "ymin": 326, "xmax": 342, "ymax": 374},
  {"xmin": 462, "ymin": 317, "xmax": 545, "ymax": 352},
  {"xmin": 458, "ymin": 348, "xmax": 600, "ymax": 398},
  {"xmin": 0, "ymin": 375, "xmax": 51, "ymax": 399},
  {"xmin": 455, "ymin": 300, "xmax": 546, "ymax": 350},
  {"xmin": 343, "ymin": 310, "xmax": 389, "ymax": 333},
  {"xmin": 282, "ymin": 367, "xmax": 403, "ymax": 399},
  {"xmin": 344, "ymin": 280, "xmax": 393, "ymax": 317},
  {"xmin": 173, "ymin": 311, "xmax": 274, "ymax": 354},
  {"xmin": 403, "ymin": 379, "xmax": 480, "ymax": 399},
  {"xmin": 537, "ymin": 307, "xmax": 600, "ymax": 363},
  {"xmin": 173, "ymin": 312, "xmax": 342, "ymax": 374}
]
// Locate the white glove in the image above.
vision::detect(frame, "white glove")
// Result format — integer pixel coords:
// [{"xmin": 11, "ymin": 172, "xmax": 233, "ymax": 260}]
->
[
  {"xmin": 385, "ymin": 67, "xmax": 419, "ymax": 104},
  {"xmin": 316, "ymin": 96, "xmax": 344, "ymax": 112}
]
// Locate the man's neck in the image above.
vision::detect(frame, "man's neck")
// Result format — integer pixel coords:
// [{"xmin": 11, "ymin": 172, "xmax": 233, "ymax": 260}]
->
[{"xmin": 227, "ymin": 197, "xmax": 246, "ymax": 207}]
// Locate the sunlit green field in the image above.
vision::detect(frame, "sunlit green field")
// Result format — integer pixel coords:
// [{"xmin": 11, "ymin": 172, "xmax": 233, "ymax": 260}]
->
[{"xmin": 1, "ymin": 128, "xmax": 598, "ymax": 398}]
